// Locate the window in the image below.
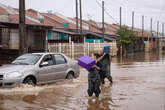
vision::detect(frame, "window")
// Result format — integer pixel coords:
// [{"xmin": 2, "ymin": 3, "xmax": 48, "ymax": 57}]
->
[
  {"xmin": 48, "ymin": 32, "xmax": 59, "ymax": 40},
  {"xmin": 12, "ymin": 54, "xmax": 42, "ymax": 65},
  {"xmin": 52, "ymin": 32, "xmax": 59, "ymax": 40},
  {"xmin": 41, "ymin": 55, "xmax": 54, "ymax": 66},
  {"xmin": 54, "ymin": 54, "xmax": 66, "ymax": 65},
  {"xmin": 59, "ymin": 33, "xmax": 68, "ymax": 40}
]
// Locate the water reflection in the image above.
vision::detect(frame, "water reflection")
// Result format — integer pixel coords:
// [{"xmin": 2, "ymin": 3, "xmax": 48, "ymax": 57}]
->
[
  {"xmin": 87, "ymin": 98, "xmax": 111, "ymax": 110},
  {"xmin": 113, "ymin": 51, "xmax": 165, "ymax": 64}
]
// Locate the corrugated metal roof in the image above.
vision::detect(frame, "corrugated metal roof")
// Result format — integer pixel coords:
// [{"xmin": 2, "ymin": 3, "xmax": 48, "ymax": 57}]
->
[
  {"xmin": 52, "ymin": 29, "xmax": 79, "ymax": 35},
  {"xmin": 55, "ymin": 12, "xmax": 89, "ymax": 30},
  {"xmin": 9, "ymin": 14, "xmax": 41, "ymax": 25},
  {"xmin": 0, "ymin": 21, "xmax": 53, "ymax": 29},
  {"xmin": 84, "ymin": 31, "xmax": 116, "ymax": 41}
]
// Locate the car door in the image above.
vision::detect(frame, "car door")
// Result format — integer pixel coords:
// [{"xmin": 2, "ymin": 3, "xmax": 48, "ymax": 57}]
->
[
  {"xmin": 38, "ymin": 54, "xmax": 56, "ymax": 83},
  {"xmin": 52, "ymin": 54, "xmax": 68, "ymax": 80}
]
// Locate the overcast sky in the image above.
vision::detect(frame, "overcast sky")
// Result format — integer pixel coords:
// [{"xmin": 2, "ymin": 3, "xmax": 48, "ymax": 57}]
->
[{"xmin": 0, "ymin": 0, "xmax": 164, "ymax": 32}]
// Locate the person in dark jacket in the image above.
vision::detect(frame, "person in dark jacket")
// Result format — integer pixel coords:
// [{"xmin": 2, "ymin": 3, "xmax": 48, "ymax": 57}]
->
[
  {"xmin": 98, "ymin": 49, "xmax": 113, "ymax": 84},
  {"xmin": 87, "ymin": 54, "xmax": 101, "ymax": 97},
  {"xmin": 94, "ymin": 53, "xmax": 105, "ymax": 84}
]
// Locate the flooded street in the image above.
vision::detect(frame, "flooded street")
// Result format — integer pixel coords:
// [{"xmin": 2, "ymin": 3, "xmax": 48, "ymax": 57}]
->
[{"xmin": 0, "ymin": 52, "xmax": 165, "ymax": 110}]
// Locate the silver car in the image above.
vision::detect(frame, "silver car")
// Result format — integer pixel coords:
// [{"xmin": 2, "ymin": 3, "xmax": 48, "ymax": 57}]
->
[{"xmin": 0, "ymin": 53, "xmax": 80, "ymax": 87}]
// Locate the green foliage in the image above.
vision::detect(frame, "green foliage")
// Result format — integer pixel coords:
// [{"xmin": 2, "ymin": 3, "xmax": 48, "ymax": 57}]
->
[{"xmin": 117, "ymin": 26, "xmax": 138, "ymax": 46}]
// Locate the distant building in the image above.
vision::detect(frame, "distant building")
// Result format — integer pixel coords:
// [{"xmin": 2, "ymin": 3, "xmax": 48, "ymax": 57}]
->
[{"xmin": 0, "ymin": 4, "xmax": 52, "ymax": 52}]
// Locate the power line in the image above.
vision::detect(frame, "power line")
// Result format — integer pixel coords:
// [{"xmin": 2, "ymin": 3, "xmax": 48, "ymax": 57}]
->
[
  {"xmin": 95, "ymin": 0, "xmax": 164, "ymax": 33},
  {"xmin": 157, "ymin": 3, "xmax": 165, "ymax": 22},
  {"xmin": 103, "ymin": 0, "xmax": 165, "ymax": 21},
  {"xmin": 95, "ymin": 0, "xmax": 118, "ymax": 23}
]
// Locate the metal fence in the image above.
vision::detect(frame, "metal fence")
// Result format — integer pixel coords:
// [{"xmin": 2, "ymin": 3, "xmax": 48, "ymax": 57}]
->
[{"xmin": 48, "ymin": 42, "xmax": 117, "ymax": 59}]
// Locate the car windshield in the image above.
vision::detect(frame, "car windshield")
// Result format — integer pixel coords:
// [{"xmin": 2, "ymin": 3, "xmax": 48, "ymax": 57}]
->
[{"xmin": 12, "ymin": 54, "xmax": 42, "ymax": 65}]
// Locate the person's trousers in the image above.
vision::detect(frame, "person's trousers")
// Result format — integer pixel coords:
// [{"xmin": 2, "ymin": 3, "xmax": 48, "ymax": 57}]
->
[
  {"xmin": 104, "ymin": 65, "xmax": 113, "ymax": 83},
  {"xmin": 87, "ymin": 79, "xmax": 101, "ymax": 97},
  {"xmin": 99, "ymin": 72, "xmax": 105, "ymax": 84}
]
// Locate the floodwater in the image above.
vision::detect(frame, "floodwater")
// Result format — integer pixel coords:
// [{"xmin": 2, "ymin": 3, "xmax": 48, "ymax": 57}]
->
[{"xmin": 0, "ymin": 51, "xmax": 165, "ymax": 110}]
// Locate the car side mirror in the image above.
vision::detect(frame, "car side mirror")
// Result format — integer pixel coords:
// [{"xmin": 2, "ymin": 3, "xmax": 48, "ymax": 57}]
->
[{"xmin": 40, "ymin": 62, "xmax": 48, "ymax": 67}]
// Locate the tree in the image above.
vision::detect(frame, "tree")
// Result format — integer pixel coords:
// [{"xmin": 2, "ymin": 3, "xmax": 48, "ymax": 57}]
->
[
  {"xmin": 117, "ymin": 26, "xmax": 138, "ymax": 55},
  {"xmin": 117, "ymin": 26, "xmax": 138, "ymax": 46}
]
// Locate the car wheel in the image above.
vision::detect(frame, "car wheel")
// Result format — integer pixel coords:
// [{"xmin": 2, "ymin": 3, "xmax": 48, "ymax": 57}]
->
[
  {"xmin": 66, "ymin": 72, "xmax": 74, "ymax": 79},
  {"xmin": 23, "ymin": 77, "xmax": 36, "ymax": 86}
]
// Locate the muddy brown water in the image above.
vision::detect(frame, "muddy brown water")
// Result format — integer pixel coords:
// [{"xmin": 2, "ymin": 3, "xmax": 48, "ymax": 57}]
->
[{"xmin": 0, "ymin": 51, "xmax": 165, "ymax": 110}]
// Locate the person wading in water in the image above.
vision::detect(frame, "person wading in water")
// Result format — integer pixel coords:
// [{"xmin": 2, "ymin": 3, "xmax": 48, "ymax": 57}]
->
[
  {"xmin": 87, "ymin": 53, "xmax": 102, "ymax": 97},
  {"xmin": 98, "ymin": 49, "xmax": 113, "ymax": 84}
]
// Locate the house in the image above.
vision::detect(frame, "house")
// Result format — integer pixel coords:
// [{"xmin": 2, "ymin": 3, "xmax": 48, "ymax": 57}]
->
[
  {"xmin": 70, "ymin": 18, "xmax": 119, "ymax": 43},
  {"xmin": 26, "ymin": 9, "xmax": 87, "ymax": 43},
  {"xmin": 26, "ymin": 9, "xmax": 119, "ymax": 43},
  {"xmin": 0, "ymin": 4, "xmax": 53, "ymax": 51},
  {"xmin": 41, "ymin": 12, "xmax": 88, "ymax": 43},
  {"xmin": 0, "ymin": 4, "xmax": 53, "ymax": 64}
]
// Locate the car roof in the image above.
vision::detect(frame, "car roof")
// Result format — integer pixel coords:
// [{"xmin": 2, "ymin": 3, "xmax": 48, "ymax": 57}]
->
[{"xmin": 31, "ymin": 52, "xmax": 61, "ymax": 55}]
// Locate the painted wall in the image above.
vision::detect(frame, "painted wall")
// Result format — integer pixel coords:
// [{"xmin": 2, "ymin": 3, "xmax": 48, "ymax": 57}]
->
[
  {"xmin": 48, "ymin": 31, "xmax": 68, "ymax": 40},
  {"xmin": 86, "ymin": 39, "xmax": 104, "ymax": 43}
]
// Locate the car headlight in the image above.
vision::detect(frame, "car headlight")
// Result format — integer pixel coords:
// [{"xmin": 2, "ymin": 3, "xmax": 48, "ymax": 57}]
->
[{"xmin": 5, "ymin": 71, "xmax": 23, "ymax": 79}]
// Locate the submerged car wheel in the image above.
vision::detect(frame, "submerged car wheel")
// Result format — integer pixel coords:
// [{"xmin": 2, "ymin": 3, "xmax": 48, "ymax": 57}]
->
[
  {"xmin": 23, "ymin": 77, "xmax": 36, "ymax": 86},
  {"xmin": 66, "ymin": 72, "xmax": 74, "ymax": 79}
]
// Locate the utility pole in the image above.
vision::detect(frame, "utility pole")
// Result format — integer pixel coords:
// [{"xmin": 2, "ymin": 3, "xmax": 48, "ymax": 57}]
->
[
  {"xmin": 161, "ymin": 23, "xmax": 164, "ymax": 50},
  {"xmin": 157, "ymin": 21, "xmax": 159, "ymax": 37},
  {"xmin": 156, "ymin": 21, "xmax": 159, "ymax": 49},
  {"xmin": 19, "ymin": 0, "xmax": 27, "ymax": 55},
  {"xmin": 76, "ymin": 0, "xmax": 79, "ymax": 33},
  {"xmin": 119, "ymin": 7, "xmax": 122, "ymax": 56},
  {"xmin": 102, "ymin": 0, "xmax": 104, "ymax": 39},
  {"xmin": 79, "ymin": 0, "xmax": 82, "ymax": 33},
  {"xmin": 132, "ymin": 11, "xmax": 134, "ymax": 31},
  {"xmin": 142, "ymin": 16, "xmax": 144, "ymax": 39},
  {"xmin": 162, "ymin": 23, "xmax": 164, "ymax": 37},
  {"xmin": 120, "ymin": 7, "xmax": 122, "ymax": 28},
  {"xmin": 150, "ymin": 18, "xmax": 153, "ymax": 36}
]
